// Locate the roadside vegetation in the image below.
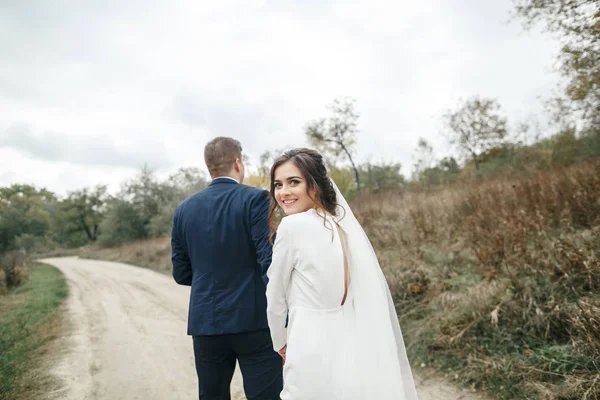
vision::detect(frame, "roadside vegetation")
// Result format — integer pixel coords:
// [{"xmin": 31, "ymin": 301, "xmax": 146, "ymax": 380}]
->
[
  {"xmin": 358, "ymin": 161, "xmax": 600, "ymax": 399},
  {"xmin": 0, "ymin": 263, "xmax": 68, "ymax": 399}
]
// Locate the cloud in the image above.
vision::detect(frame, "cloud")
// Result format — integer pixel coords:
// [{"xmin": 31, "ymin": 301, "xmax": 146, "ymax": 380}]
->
[
  {"xmin": 1, "ymin": 124, "xmax": 172, "ymax": 169},
  {"xmin": 0, "ymin": 0, "xmax": 563, "ymax": 192},
  {"xmin": 166, "ymin": 92, "xmax": 266, "ymax": 135},
  {"xmin": 0, "ymin": 147, "xmax": 143, "ymax": 195},
  {"xmin": 0, "ymin": 170, "xmax": 16, "ymax": 184}
]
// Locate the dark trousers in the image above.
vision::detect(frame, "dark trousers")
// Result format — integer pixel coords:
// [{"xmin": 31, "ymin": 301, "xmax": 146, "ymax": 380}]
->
[{"xmin": 193, "ymin": 329, "xmax": 283, "ymax": 400}]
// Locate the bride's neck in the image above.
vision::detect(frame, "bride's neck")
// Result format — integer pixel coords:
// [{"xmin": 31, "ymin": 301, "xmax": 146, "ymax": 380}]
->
[{"xmin": 313, "ymin": 206, "xmax": 332, "ymax": 217}]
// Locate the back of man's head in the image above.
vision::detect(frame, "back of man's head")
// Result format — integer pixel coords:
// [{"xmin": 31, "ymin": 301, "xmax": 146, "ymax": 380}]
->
[{"xmin": 204, "ymin": 137, "xmax": 243, "ymax": 178}]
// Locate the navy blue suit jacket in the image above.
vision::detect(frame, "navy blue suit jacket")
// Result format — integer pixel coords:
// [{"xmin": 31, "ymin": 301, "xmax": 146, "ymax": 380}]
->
[{"xmin": 171, "ymin": 178, "xmax": 273, "ymax": 336}]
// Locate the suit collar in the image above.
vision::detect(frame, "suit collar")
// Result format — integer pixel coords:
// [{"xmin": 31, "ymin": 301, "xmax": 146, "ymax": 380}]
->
[{"xmin": 209, "ymin": 177, "xmax": 240, "ymax": 186}]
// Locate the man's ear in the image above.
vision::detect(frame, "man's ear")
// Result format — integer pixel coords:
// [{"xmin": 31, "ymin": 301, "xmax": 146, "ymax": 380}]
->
[{"xmin": 234, "ymin": 158, "xmax": 243, "ymax": 172}]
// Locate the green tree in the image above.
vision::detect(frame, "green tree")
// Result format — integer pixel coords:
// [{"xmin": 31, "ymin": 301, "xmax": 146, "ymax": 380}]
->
[
  {"xmin": 54, "ymin": 185, "xmax": 108, "ymax": 243},
  {"xmin": 551, "ymin": 127, "xmax": 582, "ymax": 166},
  {"xmin": 122, "ymin": 164, "xmax": 166, "ymax": 229},
  {"xmin": 305, "ymin": 98, "xmax": 361, "ymax": 190},
  {"xmin": 514, "ymin": 0, "xmax": 600, "ymax": 129},
  {"xmin": 416, "ymin": 157, "xmax": 461, "ymax": 186},
  {"xmin": 579, "ymin": 128, "xmax": 600, "ymax": 159},
  {"xmin": 359, "ymin": 161, "xmax": 406, "ymax": 192},
  {"xmin": 96, "ymin": 165, "xmax": 164, "ymax": 246},
  {"xmin": 0, "ymin": 185, "xmax": 55, "ymax": 251},
  {"xmin": 148, "ymin": 167, "xmax": 209, "ymax": 237},
  {"xmin": 97, "ymin": 199, "xmax": 146, "ymax": 247},
  {"xmin": 97, "ymin": 166, "xmax": 210, "ymax": 245},
  {"xmin": 444, "ymin": 97, "xmax": 508, "ymax": 170}
]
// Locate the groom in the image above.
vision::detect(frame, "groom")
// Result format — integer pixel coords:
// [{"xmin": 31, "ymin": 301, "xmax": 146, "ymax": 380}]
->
[{"xmin": 171, "ymin": 137, "xmax": 283, "ymax": 399}]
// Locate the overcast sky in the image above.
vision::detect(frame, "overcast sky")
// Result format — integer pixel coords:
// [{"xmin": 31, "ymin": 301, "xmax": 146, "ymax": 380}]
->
[{"xmin": 0, "ymin": 0, "xmax": 561, "ymax": 195}]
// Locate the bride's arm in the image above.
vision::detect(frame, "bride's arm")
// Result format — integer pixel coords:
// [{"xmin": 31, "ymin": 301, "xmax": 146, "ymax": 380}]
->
[{"xmin": 266, "ymin": 217, "xmax": 296, "ymax": 353}]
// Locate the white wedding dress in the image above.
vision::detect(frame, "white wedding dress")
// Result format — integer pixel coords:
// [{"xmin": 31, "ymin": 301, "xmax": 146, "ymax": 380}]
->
[{"xmin": 266, "ymin": 180, "xmax": 419, "ymax": 400}]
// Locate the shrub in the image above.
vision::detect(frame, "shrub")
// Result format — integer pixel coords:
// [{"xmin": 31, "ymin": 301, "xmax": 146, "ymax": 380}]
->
[{"xmin": 0, "ymin": 252, "xmax": 28, "ymax": 290}]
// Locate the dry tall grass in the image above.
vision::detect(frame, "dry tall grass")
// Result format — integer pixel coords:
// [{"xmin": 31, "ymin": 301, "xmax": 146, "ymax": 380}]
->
[
  {"xmin": 355, "ymin": 160, "xmax": 600, "ymax": 399},
  {"xmin": 78, "ymin": 237, "xmax": 172, "ymax": 274}
]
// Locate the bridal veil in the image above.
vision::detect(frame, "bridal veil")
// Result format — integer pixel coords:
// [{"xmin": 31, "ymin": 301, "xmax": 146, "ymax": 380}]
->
[{"xmin": 330, "ymin": 178, "xmax": 419, "ymax": 399}]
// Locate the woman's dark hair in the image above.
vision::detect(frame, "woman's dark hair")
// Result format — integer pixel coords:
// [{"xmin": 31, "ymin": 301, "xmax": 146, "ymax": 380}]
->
[{"xmin": 268, "ymin": 148, "xmax": 340, "ymax": 243}]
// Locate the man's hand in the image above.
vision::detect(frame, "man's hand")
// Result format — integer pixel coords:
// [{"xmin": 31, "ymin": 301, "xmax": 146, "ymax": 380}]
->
[{"xmin": 278, "ymin": 345, "xmax": 287, "ymax": 364}]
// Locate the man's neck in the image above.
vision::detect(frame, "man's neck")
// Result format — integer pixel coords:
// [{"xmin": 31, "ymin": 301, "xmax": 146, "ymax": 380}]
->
[{"xmin": 213, "ymin": 176, "xmax": 239, "ymax": 183}]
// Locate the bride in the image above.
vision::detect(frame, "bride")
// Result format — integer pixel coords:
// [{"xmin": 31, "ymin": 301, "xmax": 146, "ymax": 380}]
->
[{"xmin": 265, "ymin": 148, "xmax": 419, "ymax": 399}]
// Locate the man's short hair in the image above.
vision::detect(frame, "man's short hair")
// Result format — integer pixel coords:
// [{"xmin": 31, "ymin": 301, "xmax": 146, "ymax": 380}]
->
[{"xmin": 204, "ymin": 137, "xmax": 243, "ymax": 178}]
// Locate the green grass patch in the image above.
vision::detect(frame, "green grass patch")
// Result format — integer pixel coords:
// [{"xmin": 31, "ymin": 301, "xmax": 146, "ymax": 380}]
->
[{"xmin": 0, "ymin": 264, "xmax": 68, "ymax": 398}]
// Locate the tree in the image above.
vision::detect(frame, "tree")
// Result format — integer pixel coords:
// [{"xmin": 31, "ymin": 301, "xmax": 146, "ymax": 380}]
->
[
  {"xmin": 96, "ymin": 166, "xmax": 210, "ymax": 245},
  {"xmin": 513, "ymin": 0, "xmax": 600, "ymax": 129},
  {"xmin": 96, "ymin": 165, "xmax": 166, "ymax": 246},
  {"xmin": 166, "ymin": 167, "xmax": 208, "ymax": 196},
  {"xmin": 55, "ymin": 185, "xmax": 108, "ymax": 243},
  {"xmin": 551, "ymin": 127, "xmax": 582, "ymax": 166},
  {"xmin": 97, "ymin": 199, "xmax": 147, "ymax": 247},
  {"xmin": 414, "ymin": 157, "xmax": 461, "ymax": 186},
  {"xmin": 0, "ymin": 185, "xmax": 55, "ymax": 251},
  {"xmin": 360, "ymin": 161, "xmax": 406, "ymax": 192},
  {"xmin": 305, "ymin": 98, "xmax": 361, "ymax": 190},
  {"xmin": 411, "ymin": 137, "xmax": 435, "ymax": 179},
  {"xmin": 438, "ymin": 156, "xmax": 461, "ymax": 174},
  {"xmin": 444, "ymin": 97, "xmax": 508, "ymax": 170},
  {"xmin": 148, "ymin": 167, "xmax": 209, "ymax": 237},
  {"xmin": 121, "ymin": 164, "xmax": 167, "ymax": 229},
  {"xmin": 259, "ymin": 150, "xmax": 276, "ymax": 178}
]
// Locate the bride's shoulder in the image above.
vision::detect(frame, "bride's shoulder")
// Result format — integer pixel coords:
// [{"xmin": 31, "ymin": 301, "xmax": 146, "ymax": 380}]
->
[{"xmin": 277, "ymin": 210, "xmax": 317, "ymax": 232}]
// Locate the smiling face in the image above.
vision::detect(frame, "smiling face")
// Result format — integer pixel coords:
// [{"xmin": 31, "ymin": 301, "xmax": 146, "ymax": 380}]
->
[{"xmin": 273, "ymin": 161, "xmax": 316, "ymax": 215}]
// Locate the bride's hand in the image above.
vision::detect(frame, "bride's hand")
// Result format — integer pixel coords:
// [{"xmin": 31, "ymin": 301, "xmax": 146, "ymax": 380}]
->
[{"xmin": 278, "ymin": 345, "xmax": 287, "ymax": 363}]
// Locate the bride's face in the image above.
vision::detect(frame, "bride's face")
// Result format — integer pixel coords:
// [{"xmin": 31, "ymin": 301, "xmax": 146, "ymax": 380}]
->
[{"xmin": 273, "ymin": 161, "xmax": 316, "ymax": 215}]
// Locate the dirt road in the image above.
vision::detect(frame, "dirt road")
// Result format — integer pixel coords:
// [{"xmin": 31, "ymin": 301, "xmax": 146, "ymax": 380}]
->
[{"xmin": 40, "ymin": 257, "xmax": 486, "ymax": 400}]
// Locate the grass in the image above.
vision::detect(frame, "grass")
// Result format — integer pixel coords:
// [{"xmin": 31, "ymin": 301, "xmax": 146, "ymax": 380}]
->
[{"xmin": 0, "ymin": 264, "xmax": 68, "ymax": 399}]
